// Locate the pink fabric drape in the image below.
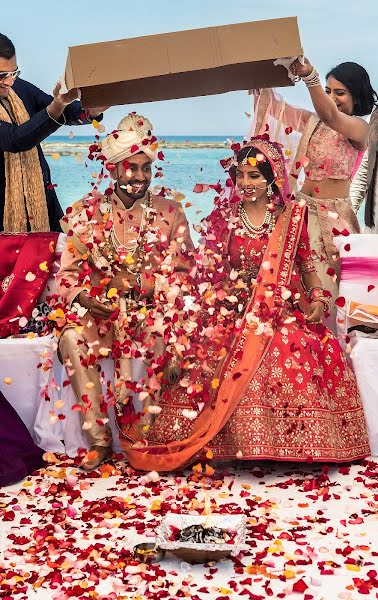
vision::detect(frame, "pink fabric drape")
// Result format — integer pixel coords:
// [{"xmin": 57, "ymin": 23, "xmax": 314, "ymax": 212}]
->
[{"xmin": 340, "ymin": 257, "xmax": 378, "ymax": 281}]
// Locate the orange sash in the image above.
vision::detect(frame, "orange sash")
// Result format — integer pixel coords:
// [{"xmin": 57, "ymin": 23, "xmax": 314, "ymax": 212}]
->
[{"xmin": 123, "ymin": 202, "xmax": 306, "ymax": 471}]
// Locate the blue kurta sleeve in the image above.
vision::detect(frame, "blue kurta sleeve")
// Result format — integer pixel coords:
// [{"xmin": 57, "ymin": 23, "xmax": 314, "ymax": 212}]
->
[
  {"xmin": 0, "ymin": 79, "xmax": 103, "ymax": 153},
  {"xmin": 28, "ymin": 80, "xmax": 98, "ymax": 126},
  {"xmin": 0, "ymin": 109, "xmax": 61, "ymax": 152}
]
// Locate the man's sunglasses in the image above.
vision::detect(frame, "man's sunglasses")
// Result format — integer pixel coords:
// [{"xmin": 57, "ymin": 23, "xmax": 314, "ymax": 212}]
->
[{"xmin": 0, "ymin": 69, "xmax": 21, "ymax": 82}]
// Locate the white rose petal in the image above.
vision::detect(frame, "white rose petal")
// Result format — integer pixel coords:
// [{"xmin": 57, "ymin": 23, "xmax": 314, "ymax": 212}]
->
[
  {"xmin": 283, "ymin": 316, "xmax": 297, "ymax": 324},
  {"xmin": 281, "ymin": 288, "xmax": 291, "ymax": 301},
  {"xmin": 77, "ymin": 306, "xmax": 88, "ymax": 318},
  {"xmin": 182, "ymin": 409, "xmax": 198, "ymax": 420},
  {"xmin": 147, "ymin": 405, "xmax": 162, "ymax": 415}
]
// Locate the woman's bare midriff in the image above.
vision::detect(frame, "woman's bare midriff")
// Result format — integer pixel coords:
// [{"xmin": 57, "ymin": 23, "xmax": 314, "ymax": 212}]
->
[{"xmin": 301, "ymin": 178, "xmax": 351, "ymax": 200}]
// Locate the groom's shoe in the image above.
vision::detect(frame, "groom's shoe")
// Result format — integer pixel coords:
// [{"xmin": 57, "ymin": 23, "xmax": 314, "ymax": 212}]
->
[{"xmin": 80, "ymin": 445, "xmax": 112, "ymax": 470}]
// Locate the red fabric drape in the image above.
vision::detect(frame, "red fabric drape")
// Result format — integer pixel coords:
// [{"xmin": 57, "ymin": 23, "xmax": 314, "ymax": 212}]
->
[{"xmin": 0, "ymin": 232, "xmax": 59, "ymax": 338}]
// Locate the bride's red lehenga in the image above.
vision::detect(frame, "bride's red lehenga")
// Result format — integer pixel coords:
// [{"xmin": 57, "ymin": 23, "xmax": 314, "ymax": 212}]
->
[
  {"xmin": 121, "ymin": 138, "xmax": 369, "ymax": 471},
  {"xmin": 145, "ymin": 212, "xmax": 369, "ymax": 463}
]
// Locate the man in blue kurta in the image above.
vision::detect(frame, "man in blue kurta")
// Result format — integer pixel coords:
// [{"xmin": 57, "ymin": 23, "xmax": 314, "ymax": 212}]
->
[{"xmin": 0, "ymin": 33, "xmax": 106, "ymax": 232}]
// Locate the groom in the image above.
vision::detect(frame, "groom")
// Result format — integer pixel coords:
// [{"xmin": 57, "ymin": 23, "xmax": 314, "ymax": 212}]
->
[{"xmin": 57, "ymin": 113, "xmax": 194, "ymax": 469}]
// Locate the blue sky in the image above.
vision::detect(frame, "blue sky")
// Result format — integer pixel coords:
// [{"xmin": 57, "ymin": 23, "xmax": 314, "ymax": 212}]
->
[{"xmin": 3, "ymin": 0, "xmax": 377, "ymax": 135}]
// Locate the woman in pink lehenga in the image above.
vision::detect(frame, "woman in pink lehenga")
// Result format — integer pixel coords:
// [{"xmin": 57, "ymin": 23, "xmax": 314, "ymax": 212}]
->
[
  {"xmin": 251, "ymin": 59, "xmax": 377, "ymax": 319},
  {"xmin": 120, "ymin": 136, "xmax": 370, "ymax": 472}
]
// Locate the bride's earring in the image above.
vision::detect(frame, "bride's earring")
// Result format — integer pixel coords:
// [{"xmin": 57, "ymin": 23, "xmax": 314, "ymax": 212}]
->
[{"xmin": 267, "ymin": 184, "xmax": 273, "ymax": 198}]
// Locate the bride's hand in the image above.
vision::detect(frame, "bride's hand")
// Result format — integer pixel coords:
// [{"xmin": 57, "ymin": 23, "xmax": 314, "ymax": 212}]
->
[{"xmin": 306, "ymin": 300, "xmax": 324, "ymax": 323}]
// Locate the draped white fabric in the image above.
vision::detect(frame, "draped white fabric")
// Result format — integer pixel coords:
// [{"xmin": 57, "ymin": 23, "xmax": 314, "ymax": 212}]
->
[
  {"xmin": 0, "ymin": 335, "xmax": 142, "ymax": 456},
  {"xmin": 335, "ymin": 234, "xmax": 378, "ymax": 343},
  {"xmin": 335, "ymin": 233, "xmax": 378, "ymax": 456}
]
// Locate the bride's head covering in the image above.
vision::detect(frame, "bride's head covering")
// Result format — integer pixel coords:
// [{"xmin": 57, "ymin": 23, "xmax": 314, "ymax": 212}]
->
[
  {"xmin": 101, "ymin": 112, "xmax": 158, "ymax": 164},
  {"xmin": 222, "ymin": 135, "xmax": 291, "ymax": 204}
]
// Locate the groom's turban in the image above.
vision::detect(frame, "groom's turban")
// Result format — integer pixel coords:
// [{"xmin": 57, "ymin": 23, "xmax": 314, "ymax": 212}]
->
[{"xmin": 101, "ymin": 112, "xmax": 157, "ymax": 164}]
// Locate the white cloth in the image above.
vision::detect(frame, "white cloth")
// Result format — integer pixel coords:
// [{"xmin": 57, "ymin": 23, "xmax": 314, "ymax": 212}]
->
[
  {"xmin": 335, "ymin": 233, "xmax": 378, "ymax": 456},
  {"xmin": 351, "ymin": 338, "xmax": 378, "ymax": 455},
  {"xmin": 0, "ymin": 334, "xmax": 143, "ymax": 456},
  {"xmin": 0, "ymin": 335, "xmax": 64, "ymax": 450},
  {"xmin": 334, "ymin": 234, "xmax": 378, "ymax": 344}
]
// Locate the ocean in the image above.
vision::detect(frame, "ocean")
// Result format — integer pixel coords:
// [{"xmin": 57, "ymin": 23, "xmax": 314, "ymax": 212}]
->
[
  {"xmin": 45, "ymin": 135, "xmax": 364, "ymax": 231},
  {"xmin": 45, "ymin": 135, "xmax": 240, "ymax": 234}
]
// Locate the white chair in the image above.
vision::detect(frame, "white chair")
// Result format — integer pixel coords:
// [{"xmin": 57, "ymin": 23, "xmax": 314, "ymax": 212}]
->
[{"xmin": 335, "ymin": 234, "xmax": 378, "ymax": 455}]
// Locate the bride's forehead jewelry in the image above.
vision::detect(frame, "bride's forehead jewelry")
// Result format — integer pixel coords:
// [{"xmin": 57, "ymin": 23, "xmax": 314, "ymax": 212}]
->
[
  {"xmin": 240, "ymin": 147, "xmax": 266, "ymax": 166},
  {"xmin": 239, "ymin": 140, "xmax": 285, "ymax": 184}
]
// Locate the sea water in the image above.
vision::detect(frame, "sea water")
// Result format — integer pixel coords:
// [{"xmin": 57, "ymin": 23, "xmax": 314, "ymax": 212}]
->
[
  {"xmin": 45, "ymin": 136, "xmax": 235, "ymax": 234},
  {"xmin": 46, "ymin": 135, "xmax": 364, "ymax": 233}
]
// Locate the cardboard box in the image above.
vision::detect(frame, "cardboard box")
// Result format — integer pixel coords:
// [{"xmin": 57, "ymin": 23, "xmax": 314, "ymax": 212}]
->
[{"xmin": 64, "ymin": 17, "xmax": 302, "ymax": 108}]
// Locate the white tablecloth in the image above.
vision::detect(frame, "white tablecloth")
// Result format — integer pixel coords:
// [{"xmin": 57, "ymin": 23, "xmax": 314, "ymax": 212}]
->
[
  {"xmin": 335, "ymin": 234, "xmax": 378, "ymax": 344},
  {"xmin": 0, "ymin": 335, "xmax": 63, "ymax": 448},
  {"xmin": 351, "ymin": 337, "xmax": 378, "ymax": 455},
  {"xmin": 0, "ymin": 335, "xmax": 138, "ymax": 457}
]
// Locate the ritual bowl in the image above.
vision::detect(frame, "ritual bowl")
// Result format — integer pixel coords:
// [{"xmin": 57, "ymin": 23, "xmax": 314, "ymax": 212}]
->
[{"xmin": 156, "ymin": 513, "xmax": 248, "ymax": 564}]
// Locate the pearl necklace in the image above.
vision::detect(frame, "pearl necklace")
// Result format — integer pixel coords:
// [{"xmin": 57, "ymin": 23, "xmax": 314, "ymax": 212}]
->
[{"xmin": 238, "ymin": 203, "xmax": 275, "ymax": 238}]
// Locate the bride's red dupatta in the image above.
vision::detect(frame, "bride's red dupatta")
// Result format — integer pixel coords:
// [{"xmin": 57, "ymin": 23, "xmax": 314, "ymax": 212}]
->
[
  {"xmin": 123, "ymin": 202, "xmax": 307, "ymax": 471},
  {"xmin": 0, "ymin": 232, "xmax": 59, "ymax": 338}
]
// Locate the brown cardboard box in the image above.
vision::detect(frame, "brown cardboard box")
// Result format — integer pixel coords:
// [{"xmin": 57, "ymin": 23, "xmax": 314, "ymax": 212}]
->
[{"xmin": 65, "ymin": 17, "xmax": 302, "ymax": 109}]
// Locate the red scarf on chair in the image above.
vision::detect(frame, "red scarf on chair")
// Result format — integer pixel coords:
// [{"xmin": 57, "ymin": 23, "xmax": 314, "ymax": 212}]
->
[{"xmin": 0, "ymin": 232, "xmax": 59, "ymax": 338}]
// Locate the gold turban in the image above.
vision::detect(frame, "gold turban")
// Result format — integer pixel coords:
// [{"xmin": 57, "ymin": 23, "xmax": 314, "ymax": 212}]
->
[{"xmin": 101, "ymin": 112, "xmax": 157, "ymax": 164}]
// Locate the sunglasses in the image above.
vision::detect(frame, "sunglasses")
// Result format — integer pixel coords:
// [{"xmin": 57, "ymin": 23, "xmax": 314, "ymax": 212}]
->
[{"xmin": 0, "ymin": 69, "xmax": 21, "ymax": 82}]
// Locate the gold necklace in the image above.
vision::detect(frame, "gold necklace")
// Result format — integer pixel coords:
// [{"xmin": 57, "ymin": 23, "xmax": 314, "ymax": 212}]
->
[{"xmin": 238, "ymin": 203, "xmax": 274, "ymax": 239}]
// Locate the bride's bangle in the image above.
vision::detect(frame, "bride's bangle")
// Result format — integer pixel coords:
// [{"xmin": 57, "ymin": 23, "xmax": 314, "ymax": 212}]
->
[
  {"xmin": 312, "ymin": 297, "xmax": 330, "ymax": 312},
  {"xmin": 307, "ymin": 285, "xmax": 324, "ymax": 299},
  {"xmin": 302, "ymin": 67, "xmax": 321, "ymax": 88}
]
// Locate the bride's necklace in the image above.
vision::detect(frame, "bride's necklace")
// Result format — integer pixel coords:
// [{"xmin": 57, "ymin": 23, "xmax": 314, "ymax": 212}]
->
[{"xmin": 238, "ymin": 203, "xmax": 275, "ymax": 238}]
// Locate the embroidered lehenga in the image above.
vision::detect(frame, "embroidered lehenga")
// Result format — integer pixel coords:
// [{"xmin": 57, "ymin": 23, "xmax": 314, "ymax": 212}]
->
[{"xmin": 121, "ymin": 141, "xmax": 369, "ymax": 471}]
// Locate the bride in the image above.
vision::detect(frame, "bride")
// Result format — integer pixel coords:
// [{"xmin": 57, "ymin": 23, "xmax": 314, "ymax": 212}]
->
[{"xmin": 119, "ymin": 136, "xmax": 370, "ymax": 472}]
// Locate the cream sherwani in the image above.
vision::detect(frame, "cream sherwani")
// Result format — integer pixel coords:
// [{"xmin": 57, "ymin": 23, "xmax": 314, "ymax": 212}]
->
[{"xmin": 56, "ymin": 192, "xmax": 194, "ymax": 447}]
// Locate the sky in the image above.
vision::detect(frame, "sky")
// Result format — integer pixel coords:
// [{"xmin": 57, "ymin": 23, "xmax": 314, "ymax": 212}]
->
[{"xmin": 3, "ymin": 0, "xmax": 377, "ymax": 135}]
